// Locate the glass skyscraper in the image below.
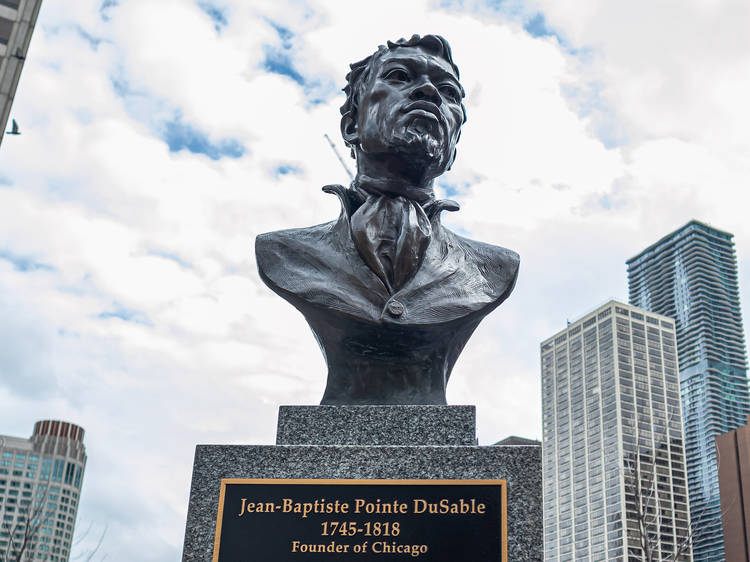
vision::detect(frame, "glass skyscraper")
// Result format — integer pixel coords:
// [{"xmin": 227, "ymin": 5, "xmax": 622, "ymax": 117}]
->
[
  {"xmin": 0, "ymin": 420, "xmax": 86, "ymax": 561},
  {"xmin": 542, "ymin": 301, "xmax": 692, "ymax": 561},
  {"xmin": 627, "ymin": 220, "xmax": 750, "ymax": 561},
  {"xmin": 0, "ymin": 0, "xmax": 43, "ymax": 147}
]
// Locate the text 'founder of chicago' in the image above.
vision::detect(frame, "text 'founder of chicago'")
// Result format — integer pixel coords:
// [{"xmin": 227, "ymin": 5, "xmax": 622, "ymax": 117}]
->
[{"xmin": 255, "ymin": 34, "xmax": 519, "ymax": 405}]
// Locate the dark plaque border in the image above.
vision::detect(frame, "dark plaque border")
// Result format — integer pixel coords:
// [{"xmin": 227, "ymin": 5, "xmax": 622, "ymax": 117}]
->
[{"xmin": 212, "ymin": 478, "xmax": 508, "ymax": 561}]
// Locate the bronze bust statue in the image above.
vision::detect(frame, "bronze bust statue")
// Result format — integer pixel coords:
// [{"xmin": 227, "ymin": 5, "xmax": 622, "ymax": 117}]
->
[{"xmin": 256, "ymin": 35, "xmax": 519, "ymax": 405}]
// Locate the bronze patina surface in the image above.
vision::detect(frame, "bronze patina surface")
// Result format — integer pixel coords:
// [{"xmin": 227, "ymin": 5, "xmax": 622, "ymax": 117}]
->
[{"xmin": 256, "ymin": 35, "xmax": 519, "ymax": 405}]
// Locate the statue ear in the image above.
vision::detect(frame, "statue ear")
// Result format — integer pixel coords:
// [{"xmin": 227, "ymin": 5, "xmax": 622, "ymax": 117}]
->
[
  {"xmin": 340, "ymin": 113, "xmax": 359, "ymax": 145},
  {"xmin": 446, "ymin": 130, "xmax": 461, "ymax": 170},
  {"xmin": 446, "ymin": 148, "xmax": 457, "ymax": 171}
]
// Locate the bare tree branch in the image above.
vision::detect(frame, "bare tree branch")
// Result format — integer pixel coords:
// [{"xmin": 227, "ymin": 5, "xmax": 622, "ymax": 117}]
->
[
  {"xmin": 2, "ymin": 479, "xmax": 51, "ymax": 562},
  {"xmin": 70, "ymin": 521, "xmax": 107, "ymax": 562},
  {"xmin": 624, "ymin": 413, "xmax": 693, "ymax": 561},
  {"xmin": 83, "ymin": 523, "xmax": 107, "ymax": 562}
]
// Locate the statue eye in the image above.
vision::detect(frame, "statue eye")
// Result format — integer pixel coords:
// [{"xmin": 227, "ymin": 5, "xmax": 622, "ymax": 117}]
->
[
  {"xmin": 383, "ymin": 68, "xmax": 409, "ymax": 83},
  {"xmin": 440, "ymin": 84, "xmax": 461, "ymax": 102}
]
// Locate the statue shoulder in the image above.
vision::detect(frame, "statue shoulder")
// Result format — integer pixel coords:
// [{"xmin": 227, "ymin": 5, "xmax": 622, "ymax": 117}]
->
[
  {"xmin": 255, "ymin": 220, "xmax": 345, "ymax": 296},
  {"xmin": 450, "ymin": 230, "xmax": 520, "ymax": 297},
  {"xmin": 256, "ymin": 221, "xmax": 336, "ymax": 260},
  {"xmin": 463, "ymin": 235, "xmax": 519, "ymax": 272}
]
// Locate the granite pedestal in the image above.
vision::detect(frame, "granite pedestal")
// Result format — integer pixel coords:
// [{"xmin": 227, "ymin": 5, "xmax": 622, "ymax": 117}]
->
[{"xmin": 182, "ymin": 406, "xmax": 542, "ymax": 561}]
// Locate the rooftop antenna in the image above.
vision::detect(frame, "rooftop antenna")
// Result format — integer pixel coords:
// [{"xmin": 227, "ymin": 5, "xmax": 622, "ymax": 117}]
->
[{"xmin": 324, "ymin": 133, "xmax": 354, "ymax": 182}]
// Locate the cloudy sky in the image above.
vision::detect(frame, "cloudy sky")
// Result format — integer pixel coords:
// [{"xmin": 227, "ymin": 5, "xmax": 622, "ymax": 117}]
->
[{"xmin": 1, "ymin": 0, "xmax": 749, "ymax": 559}]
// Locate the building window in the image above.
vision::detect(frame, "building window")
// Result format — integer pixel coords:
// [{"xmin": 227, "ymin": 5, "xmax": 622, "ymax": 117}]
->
[
  {"xmin": 0, "ymin": 17, "xmax": 13, "ymax": 46},
  {"xmin": 41, "ymin": 458, "xmax": 52, "ymax": 479},
  {"xmin": 64, "ymin": 463, "xmax": 75, "ymax": 485},
  {"xmin": 52, "ymin": 460, "xmax": 65, "ymax": 482}
]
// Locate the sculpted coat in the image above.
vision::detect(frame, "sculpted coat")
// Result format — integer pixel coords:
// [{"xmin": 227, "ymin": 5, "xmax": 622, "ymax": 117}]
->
[{"xmin": 256, "ymin": 184, "xmax": 519, "ymax": 404}]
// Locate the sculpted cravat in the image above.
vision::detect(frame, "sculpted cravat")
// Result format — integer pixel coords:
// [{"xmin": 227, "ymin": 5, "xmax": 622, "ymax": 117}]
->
[{"xmin": 349, "ymin": 192, "xmax": 432, "ymax": 294}]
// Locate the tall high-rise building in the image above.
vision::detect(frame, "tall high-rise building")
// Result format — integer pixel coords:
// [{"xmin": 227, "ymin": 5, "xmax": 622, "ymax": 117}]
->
[
  {"xmin": 542, "ymin": 300, "xmax": 692, "ymax": 561},
  {"xmin": 627, "ymin": 220, "xmax": 750, "ymax": 561},
  {"xmin": 0, "ymin": 420, "xmax": 87, "ymax": 561},
  {"xmin": 0, "ymin": 0, "xmax": 42, "ymax": 147}
]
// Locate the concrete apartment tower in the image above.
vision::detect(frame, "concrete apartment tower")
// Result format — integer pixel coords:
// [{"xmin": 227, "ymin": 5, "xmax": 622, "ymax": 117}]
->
[
  {"xmin": 715, "ymin": 415, "xmax": 750, "ymax": 562},
  {"xmin": 627, "ymin": 220, "xmax": 750, "ymax": 561},
  {"xmin": 0, "ymin": 0, "xmax": 42, "ymax": 147},
  {"xmin": 0, "ymin": 420, "xmax": 87, "ymax": 561},
  {"xmin": 542, "ymin": 301, "xmax": 692, "ymax": 561}
]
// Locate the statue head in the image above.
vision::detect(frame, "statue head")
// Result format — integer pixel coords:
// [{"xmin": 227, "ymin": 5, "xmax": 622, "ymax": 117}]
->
[{"xmin": 340, "ymin": 35, "xmax": 467, "ymax": 185}]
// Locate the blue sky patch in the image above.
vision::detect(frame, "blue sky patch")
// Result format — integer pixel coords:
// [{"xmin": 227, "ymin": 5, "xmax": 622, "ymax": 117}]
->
[
  {"xmin": 441, "ymin": 183, "xmax": 463, "ymax": 198},
  {"xmin": 437, "ymin": 0, "xmax": 525, "ymax": 19},
  {"xmin": 0, "ymin": 249, "xmax": 55, "ymax": 272},
  {"xmin": 108, "ymin": 73, "xmax": 248, "ymax": 159},
  {"xmin": 75, "ymin": 25, "xmax": 104, "ymax": 50},
  {"xmin": 435, "ymin": 1, "xmax": 581, "ymax": 55},
  {"xmin": 162, "ymin": 116, "xmax": 246, "ymax": 160},
  {"xmin": 302, "ymin": 79, "xmax": 339, "ymax": 106},
  {"xmin": 110, "ymin": 76, "xmax": 129, "ymax": 98},
  {"xmin": 97, "ymin": 304, "xmax": 152, "ymax": 326},
  {"xmin": 590, "ymin": 191, "xmax": 627, "ymax": 213},
  {"xmin": 147, "ymin": 249, "xmax": 193, "ymax": 269},
  {"xmin": 73, "ymin": 107, "xmax": 94, "ymax": 125},
  {"xmin": 57, "ymin": 327, "xmax": 79, "ymax": 338},
  {"xmin": 262, "ymin": 45, "xmax": 305, "ymax": 86},
  {"xmin": 578, "ymin": 183, "xmax": 630, "ymax": 215},
  {"xmin": 259, "ymin": 17, "xmax": 339, "ymax": 105},
  {"xmin": 265, "ymin": 18, "xmax": 294, "ymax": 44},
  {"xmin": 261, "ymin": 18, "xmax": 304, "ymax": 86},
  {"xmin": 57, "ymin": 272, "xmax": 100, "ymax": 298},
  {"xmin": 272, "ymin": 163, "xmax": 302, "ymax": 178},
  {"xmin": 437, "ymin": 0, "xmax": 479, "ymax": 10},
  {"xmin": 445, "ymin": 222, "xmax": 471, "ymax": 237},
  {"xmin": 522, "ymin": 12, "xmax": 590, "ymax": 56},
  {"xmin": 524, "ymin": 13, "xmax": 559, "ymax": 40},
  {"xmin": 109, "ymin": 74, "xmax": 160, "ymax": 114},
  {"xmin": 593, "ymin": 121, "xmax": 627, "ymax": 150},
  {"xmin": 561, "ymin": 82, "xmax": 626, "ymax": 148},
  {"xmin": 598, "ymin": 193, "xmax": 613, "ymax": 210},
  {"xmin": 197, "ymin": 1, "xmax": 228, "ymax": 33},
  {"xmin": 437, "ymin": 178, "xmax": 476, "ymax": 199},
  {"xmin": 261, "ymin": 48, "xmax": 339, "ymax": 105},
  {"xmin": 99, "ymin": 0, "xmax": 118, "ymax": 21}
]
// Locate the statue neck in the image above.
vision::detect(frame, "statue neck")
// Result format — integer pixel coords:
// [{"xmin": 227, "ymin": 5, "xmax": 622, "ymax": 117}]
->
[
  {"xmin": 354, "ymin": 173, "xmax": 435, "ymax": 203},
  {"xmin": 354, "ymin": 153, "xmax": 436, "ymax": 203}
]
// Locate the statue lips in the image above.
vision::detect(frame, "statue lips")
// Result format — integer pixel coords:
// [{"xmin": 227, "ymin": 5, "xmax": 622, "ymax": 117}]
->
[
  {"xmin": 402, "ymin": 100, "xmax": 445, "ymax": 138},
  {"xmin": 403, "ymin": 100, "xmax": 443, "ymax": 123}
]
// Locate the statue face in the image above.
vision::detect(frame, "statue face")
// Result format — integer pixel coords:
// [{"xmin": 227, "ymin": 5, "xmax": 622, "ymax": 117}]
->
[{"xmin": 353, "ymin": 46, "xmax": 464, "ymax": 176}]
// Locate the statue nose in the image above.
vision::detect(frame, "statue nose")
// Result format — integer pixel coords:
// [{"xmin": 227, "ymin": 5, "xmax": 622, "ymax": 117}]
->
[{"xmin": 410, "ymin": 81, "xmax": 441, "ymax": 105}]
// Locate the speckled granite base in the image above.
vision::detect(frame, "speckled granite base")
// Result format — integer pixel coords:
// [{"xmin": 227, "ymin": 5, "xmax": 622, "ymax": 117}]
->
[
  {"xmin": 182, "ymin": 408, "xmax": 542, "ymax": 561},
  {"xmin": 276, "ymin": 405, "xmax": 477, "ymax": 446}
]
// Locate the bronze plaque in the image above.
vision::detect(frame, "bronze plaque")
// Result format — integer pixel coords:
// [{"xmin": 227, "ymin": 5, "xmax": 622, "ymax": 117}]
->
[{"xmin": 213, "ymin": 478, "xmax": 507, "ymax": 561}]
